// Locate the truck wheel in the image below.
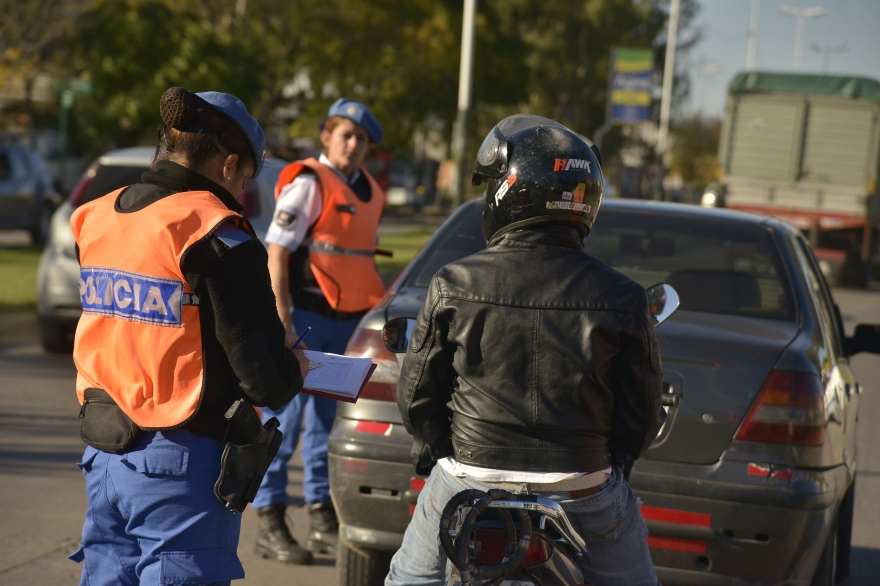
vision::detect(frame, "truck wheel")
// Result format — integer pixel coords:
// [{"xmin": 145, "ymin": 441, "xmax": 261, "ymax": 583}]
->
[
  {"xmin": 336, "ymin": 539, "xmax": 392, "ymax": 586},
  {"xmin": 38, "ymin": 317, "xmax": 75, "ymax": 354},
  {"xmin": 835, "ymin": 481, "xmax": 855, "ymax": 583},
  {"xmin": 811, "ymin": 516, "xmax": 837, "ymax": 586}
]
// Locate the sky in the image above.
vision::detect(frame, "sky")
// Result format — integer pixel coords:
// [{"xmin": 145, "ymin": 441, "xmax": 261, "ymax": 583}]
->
[{"xmin": 683, "ymin": 0, "xmax": 880, "ymax": 118}]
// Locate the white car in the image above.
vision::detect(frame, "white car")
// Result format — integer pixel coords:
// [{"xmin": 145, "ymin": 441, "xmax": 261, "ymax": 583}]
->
[{"xmin": 36, "ymin": 147, "xmax": 287, "ymax": 352}]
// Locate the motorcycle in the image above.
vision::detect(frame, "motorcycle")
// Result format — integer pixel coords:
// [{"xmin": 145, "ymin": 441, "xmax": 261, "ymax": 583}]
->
[{"xmin": 441, "ymin": 487, "xmax": 593, "ymax": 586}]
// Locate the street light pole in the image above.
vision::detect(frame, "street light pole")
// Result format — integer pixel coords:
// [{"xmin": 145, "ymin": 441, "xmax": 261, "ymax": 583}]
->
[
  {"xmin": 657, "ymin": 0, "xmax": 680, "ymax": 164},
  {"xmin": 778, "ymin": 4, "xmax": 826, "ymax": 72},
  {"xmin": 810, "ymin": 43, "xmax": 847, "ymax": 73},
  {"xmin": 451, "ymin": 0, "xmax": 477, "ymax": 209},
  {"xmin": 747, "ymin": 0, "xmax": 761, "ymax": 70}
]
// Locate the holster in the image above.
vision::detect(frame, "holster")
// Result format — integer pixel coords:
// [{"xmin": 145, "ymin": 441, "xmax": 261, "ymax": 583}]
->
[
  {"xmin": 79, "ymin": 388, "xmax": 143, "ymax": 453},
  {"xmin": 214, "ymin": 400, "xmax": 283, "ymax": 514}
]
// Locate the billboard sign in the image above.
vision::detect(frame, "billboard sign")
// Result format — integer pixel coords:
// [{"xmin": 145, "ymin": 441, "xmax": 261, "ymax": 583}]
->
[{"xmin": 609, "ymin": 47, "xmax": 654, "ymax": 124}]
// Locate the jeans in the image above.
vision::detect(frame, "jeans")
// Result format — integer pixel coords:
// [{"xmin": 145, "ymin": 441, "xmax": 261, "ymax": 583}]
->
[
  {"xmin": 252, "ymin": 308, "xmax": 361, "ymax": 508},
  {"xmin": 385, "ymin": 465, "xmax": 658, "ymax": 586},
  {"xmin": 69, "ymin": 430, "xmax": 244, "ymax": 586}
]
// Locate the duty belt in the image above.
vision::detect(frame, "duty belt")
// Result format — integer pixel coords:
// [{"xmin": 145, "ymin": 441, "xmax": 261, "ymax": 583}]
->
[{"xmin": 304, "ymin": 238, "xmax": 375, "ymax": 257}]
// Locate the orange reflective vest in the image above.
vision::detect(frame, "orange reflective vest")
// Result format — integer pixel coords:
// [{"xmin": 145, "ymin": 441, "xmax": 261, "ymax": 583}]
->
[
  {"xmin": 70, "ymin": 188, "xmax": 239, "ymax": 429},
  {"xmin": 275, "ymin": 158, "xmax": 386, "ymax": 313}
]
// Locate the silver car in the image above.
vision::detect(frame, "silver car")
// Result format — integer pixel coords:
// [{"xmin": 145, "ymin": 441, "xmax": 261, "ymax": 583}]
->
[
  {"xmin": 331, "ymin": 199, "xmax": 878, "ymax": 586},
  {"xmin": 36, "ymin": 147, "xmax": 287, "ymax": 352}
]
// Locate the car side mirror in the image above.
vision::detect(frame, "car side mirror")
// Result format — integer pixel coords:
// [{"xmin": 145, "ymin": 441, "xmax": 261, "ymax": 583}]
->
[
  {"xmin": 846, "ymin": 324, "xmax": 880, "ymax": 356},
  {"xmin": 646, "ymin": 284, "xmax": 680, "ymax": 327},
  {"xmin": 382, "ymin": 317, "xmax": 417, "ymax": 353}
]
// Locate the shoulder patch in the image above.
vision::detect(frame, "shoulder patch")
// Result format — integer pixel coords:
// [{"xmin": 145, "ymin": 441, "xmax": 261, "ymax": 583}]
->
[
  {"xmin": 214, "ymin": 222, "xmax": 252, "ymax": 249},
  {"xmin": 274, "ymin": 209, "xmax": 297, "ymax": 228}
]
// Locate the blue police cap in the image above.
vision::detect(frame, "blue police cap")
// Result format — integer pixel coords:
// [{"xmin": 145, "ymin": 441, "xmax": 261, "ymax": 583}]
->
[
  {"xmin": 319, "ymin": 98, "xmax": 384, "ymax": 144},
  {"xmin": 196, "ymin": 91, "xmax": 266, "ymax": 176}
]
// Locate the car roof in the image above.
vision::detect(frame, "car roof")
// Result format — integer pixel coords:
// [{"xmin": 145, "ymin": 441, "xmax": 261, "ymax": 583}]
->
[
  {"xmin": 97, "ymin": 147, "xmax": 156, "ymax": 167},
  {"xmin": 96, "ymin": 147, "xmax": 288, "ymax": 177},
  {"xmin": 460, "ymin": 196, "xmax": 799, "ymax": 237}
]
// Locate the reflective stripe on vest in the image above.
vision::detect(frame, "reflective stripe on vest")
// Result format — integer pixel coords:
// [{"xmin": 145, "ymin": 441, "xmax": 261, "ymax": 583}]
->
[
  {"xmin": 275, "ymin": 158, "xmax": 386, "ymax": 312},
  {"xmin": 70, "ymin": 188, "xmax": 239, "ymax": 429}
]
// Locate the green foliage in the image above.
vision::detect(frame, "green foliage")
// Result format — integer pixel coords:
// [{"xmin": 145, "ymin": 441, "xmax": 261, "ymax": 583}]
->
[
  {"xmin": 43, "ymin": 0, "xmax": 699, "ymax": 160},
  {"xmin": 669, "ymin": 114, "xmax": 722, "ymax": 188}
]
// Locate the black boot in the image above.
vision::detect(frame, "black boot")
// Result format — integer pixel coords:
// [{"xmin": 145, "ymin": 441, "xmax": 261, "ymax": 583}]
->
[
  {"xmin": 306, "ymin": 501, "xmax": 339, "ymax": 554},
  {"xmin": 254, "ymin": 503, "xmax": 314, "ymax": 565}
]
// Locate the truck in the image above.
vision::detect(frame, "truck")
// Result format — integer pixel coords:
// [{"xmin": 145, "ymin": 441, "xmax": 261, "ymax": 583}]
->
[{"xmin": 705, "ymin": 71, "xmax": 880, "ymax": 286}]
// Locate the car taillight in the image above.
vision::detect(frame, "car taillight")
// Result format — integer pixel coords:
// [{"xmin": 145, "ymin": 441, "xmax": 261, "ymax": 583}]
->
[
  {"xmin": 68, "ymin": 163, "xmax": 99, "ymax": 207},
  {"xmin": 474, "ymin": 529, "xmax": 551, "ymax": 568},
  {"xmin": 345, "ymin": 328, "xmax": 400, "ymax": 402},
  {"xmin": 735, "ymin": 370, "xmax": 826, "ymax": 445}
]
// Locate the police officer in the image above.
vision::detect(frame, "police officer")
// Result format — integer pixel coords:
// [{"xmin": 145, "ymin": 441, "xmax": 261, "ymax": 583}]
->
[
  {"xmin": 254, "ymin": 98, "xmax": 386, "ymax": 563},
  {"xmin": 68, "ymin": 87, "xmax": 309, "ymax": 585},
  {"xmin": 386, "ymin": 115, "xmax": 663, "ymax": 586}
]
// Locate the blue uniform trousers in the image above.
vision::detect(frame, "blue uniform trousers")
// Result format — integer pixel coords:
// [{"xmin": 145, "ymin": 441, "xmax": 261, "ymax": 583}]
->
[
  {"xmin": 70, "ymin": 429, "xmax": 244, "ymax": 586},
  {"xmin": 252, "ymin": 308, "xmax": 361, "ymax": 509}
]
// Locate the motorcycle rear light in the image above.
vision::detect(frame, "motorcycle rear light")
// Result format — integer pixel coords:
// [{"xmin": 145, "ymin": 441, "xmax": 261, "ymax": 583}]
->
[
  {"xmin": 474, "ymin": 529, "xmax": 551, "ymax": 568},
  {"xmin": 68, "ymin": 164, "xmax": 99, "ymax": 207},
  {"xmin": 410, "ymin": 477, "xmax": 426, "ymax": 491},
  {"xmin": 345, "ymin": 328, "xmax": 400, "ymax": 402},
  {"xmin": 735, "ymin": 371, "xmax": 826, "ymax": 446}
]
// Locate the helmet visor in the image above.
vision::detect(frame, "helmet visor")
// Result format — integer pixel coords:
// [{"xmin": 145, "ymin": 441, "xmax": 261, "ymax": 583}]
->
[{"xmin": 494, "ymin": 114, "xmax": 565, "ymax": 139}]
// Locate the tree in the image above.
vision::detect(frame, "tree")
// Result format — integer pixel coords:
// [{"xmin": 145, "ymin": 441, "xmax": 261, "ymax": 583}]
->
[
  {"xmin": 0, "ymin": 0, "xmax": 90, "ymax": 121},
  {"xmin": 669, "ymin": 114, "xmax": 721, "ymax": 189}
]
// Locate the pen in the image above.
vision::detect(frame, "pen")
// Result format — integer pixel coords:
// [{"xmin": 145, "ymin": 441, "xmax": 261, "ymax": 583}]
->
[{"xmin": 290, "ymin": 326, "xmax": 312, "ymax": 349}]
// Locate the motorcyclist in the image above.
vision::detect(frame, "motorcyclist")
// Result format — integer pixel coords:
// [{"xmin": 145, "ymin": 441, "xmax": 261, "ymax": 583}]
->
[{"xmin": 385, "ymin": 115, "xmax": 664, "ymax": 586}]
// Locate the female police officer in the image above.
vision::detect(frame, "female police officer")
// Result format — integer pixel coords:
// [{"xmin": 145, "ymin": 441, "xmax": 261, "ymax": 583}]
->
[{"xmin": 67, "ymin": 87, "xmax": 309, "ymax": 586}]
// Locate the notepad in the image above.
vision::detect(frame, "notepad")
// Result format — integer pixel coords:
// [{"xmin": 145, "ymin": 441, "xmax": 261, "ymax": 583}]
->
[{"xmin": 300, "ymin": 351, "xmax": 376, "ymax": 403}]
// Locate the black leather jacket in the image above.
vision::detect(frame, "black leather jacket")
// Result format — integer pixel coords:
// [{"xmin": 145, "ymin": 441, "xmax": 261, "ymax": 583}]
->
[{"xmin": 397, "ymin": 224, "xmax": 664, "ymax": 476}]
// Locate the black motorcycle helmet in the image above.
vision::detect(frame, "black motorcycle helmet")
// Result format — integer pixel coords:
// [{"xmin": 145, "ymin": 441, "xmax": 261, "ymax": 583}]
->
[{"xmin": 473, "ymin": 114, "xmax": 603, "ymax": 242}]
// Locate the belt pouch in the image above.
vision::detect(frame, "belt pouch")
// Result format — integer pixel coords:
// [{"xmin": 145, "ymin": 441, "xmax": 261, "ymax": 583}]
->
[
  {"xmin": 214, "ymin": 400, "xmax": 283, "ymax": 514},
  {"xmin": 79, "ymin": 388, "xmax": 143, "ymax": 453}
]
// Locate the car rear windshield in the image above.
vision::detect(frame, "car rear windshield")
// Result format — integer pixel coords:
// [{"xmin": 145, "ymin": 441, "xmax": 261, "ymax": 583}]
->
[
  {"xmin": 76, "ymin": 165, "xmax": 150, "ymax": 206},
  {"xmin": 404, "ymin": 204, "xmax": 795, "ymax": 321}
]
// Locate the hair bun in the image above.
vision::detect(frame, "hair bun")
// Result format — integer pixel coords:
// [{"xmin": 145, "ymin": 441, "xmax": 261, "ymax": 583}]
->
[{"xmin": 160, "ymin": 87, "xmax": 196, "ymax": 129}]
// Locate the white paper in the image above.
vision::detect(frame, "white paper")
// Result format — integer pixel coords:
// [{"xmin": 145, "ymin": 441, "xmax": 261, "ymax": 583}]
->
[{"xmin": 301, "ymin": 350, "xmax": 374, "ymax": 400}]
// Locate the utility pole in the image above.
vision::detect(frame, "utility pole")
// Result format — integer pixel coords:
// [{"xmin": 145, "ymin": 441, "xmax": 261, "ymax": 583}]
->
[
  {"xmin": 450, "ymin": 0, "xmax": 477, "ymax": 209},
  {"xmin": 778, "ymin": 4, "xmax": 826, "ymax": 72},
  {"xmin": 810, "ymin": 43, "xmax": 847, "ymax": 73},
  {"xmin": 746, "ymin": 0, "xmax": 761, "ymax": 70},
  {"xmin": 657, "ymin": 0, "xmax": 680, "ymax": 168}
]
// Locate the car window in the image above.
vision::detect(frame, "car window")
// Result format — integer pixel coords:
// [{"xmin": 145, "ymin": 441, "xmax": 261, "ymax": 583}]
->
[
  {"xmin": 405, "ymin": 204, "xmax": 795, "ymax": 321},
  {"xmin": 585, "ymin": 211, "xmax": 794, "ymax": 320},
  {"xmin": 795, "ymin": 237, "xmax": 845, "ymax": 359},
  {"xmin": 78, "ymin": 165, "xmax": 150, "ymax": 205}
]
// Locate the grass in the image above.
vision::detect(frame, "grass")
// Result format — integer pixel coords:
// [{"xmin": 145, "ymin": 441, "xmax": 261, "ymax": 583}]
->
[
  {"xmin": 0, "ymin": 247, "xmax": 42, "ymax": 312},
  {"xmin": 377, "ymin": 227, "xmax": 438, "ymax": 281}
]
